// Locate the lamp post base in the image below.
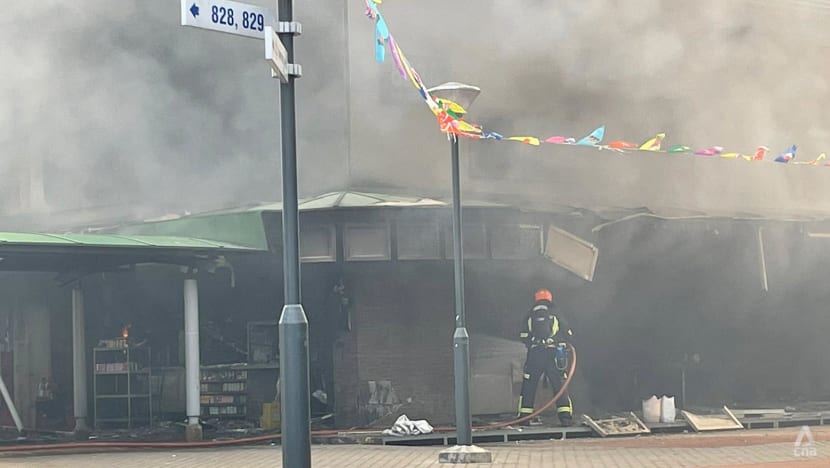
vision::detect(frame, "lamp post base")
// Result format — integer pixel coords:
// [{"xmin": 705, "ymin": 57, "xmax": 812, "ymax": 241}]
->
[{"xmin": 438, "ymin": 444, "xmax": 493, "ymax": 464}]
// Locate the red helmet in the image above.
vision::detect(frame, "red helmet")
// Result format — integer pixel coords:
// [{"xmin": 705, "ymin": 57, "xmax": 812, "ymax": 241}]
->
[{"xmin": 534, "ymin": 288, "xmax": 553, "ymax": 303}]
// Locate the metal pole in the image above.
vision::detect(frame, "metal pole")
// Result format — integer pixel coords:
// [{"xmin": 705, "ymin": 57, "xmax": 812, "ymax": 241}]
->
[
  {"xmin": 450, "ymin": 136, "xmax": 472, "ymax": 445},
  {"xmin": 184, "ymin": 276, "xmax": 203, "ymax": 440},
  {"xmin": 72, "ymin": 286, "xmax": 89, "ymax": 434},
  {"xmin": 277, "ymin": 0, "xmax": 311, "ymax": 464}
]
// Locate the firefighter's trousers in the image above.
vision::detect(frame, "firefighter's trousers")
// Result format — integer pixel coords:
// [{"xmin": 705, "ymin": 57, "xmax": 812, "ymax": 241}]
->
[{"xmin": 518, "ymin": 345, "xmax": 573, "ymax": 419}]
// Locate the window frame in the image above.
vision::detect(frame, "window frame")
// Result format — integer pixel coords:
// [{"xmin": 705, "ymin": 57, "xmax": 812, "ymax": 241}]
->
[
  {"xmin": 396, "ymin": 222, "xmax": 442, "ymax": 260},
  {"xmin": 489, "ymin": 223, "xmax": 543, "ymax": 260},
  {"xmin": 300, "ymin": 223, "xmax": 337, "ymax": 263},
  {"xmin": 344, "ymin": 222, "xmax": 392, "ymax": 262}
]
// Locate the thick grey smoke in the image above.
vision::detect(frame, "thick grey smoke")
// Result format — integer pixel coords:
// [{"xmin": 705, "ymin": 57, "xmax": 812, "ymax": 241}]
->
[
  {"xmin": 347, "ymin": 0, "xmax": 830, "ymax": 217},
  {"xmin": 2, "ymin": 0, "xmax": 829, "ymax": 225},
  {"xmin": 1, "ymin": 0, "xmax": 349, "ymax": 224}
]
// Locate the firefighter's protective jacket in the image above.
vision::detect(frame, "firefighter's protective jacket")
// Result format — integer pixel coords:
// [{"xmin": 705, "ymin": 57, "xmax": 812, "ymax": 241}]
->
[{"xmin": 519, "ymin": 301, "xmax": 573, "ymax": 348}]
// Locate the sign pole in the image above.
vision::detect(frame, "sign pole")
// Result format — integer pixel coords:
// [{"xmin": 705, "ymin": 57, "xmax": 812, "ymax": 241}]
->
[
  {"xmin": 178, "ymin": 1, "xmax": 307, "ymax": 461},
  {"xmin": 275, "ymin": 0, "xmax": 311, "ymax": 467}
]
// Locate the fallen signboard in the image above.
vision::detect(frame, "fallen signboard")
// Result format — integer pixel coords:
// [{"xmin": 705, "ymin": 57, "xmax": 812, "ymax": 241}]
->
[{"xmin": 681, "ymin": 406, "xmax": 744, "ymax": 432}]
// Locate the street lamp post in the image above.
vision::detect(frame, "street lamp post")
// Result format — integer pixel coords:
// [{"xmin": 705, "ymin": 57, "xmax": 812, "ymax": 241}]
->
[
  {"xmin": 276, "ymin": 0, "xmax": 311, "ymax": 467},
  {"xmin": 428, "ymin": 83, "xmax": 492, "ymax": 463}
]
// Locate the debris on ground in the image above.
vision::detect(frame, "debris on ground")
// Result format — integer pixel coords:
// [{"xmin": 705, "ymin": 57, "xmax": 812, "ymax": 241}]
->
[
  {"xmin": 583, "ymin": 412, "xmax": 651, "ymax": 437},
  {"xmin": 381, "ymin": 414, "xmax": 434, "ymax": 437}
]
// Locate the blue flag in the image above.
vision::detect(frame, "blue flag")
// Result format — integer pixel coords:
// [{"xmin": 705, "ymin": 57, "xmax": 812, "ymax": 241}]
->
[
  {"xmin": 774, "ymin": 145, "xmax": 797, "ymax": 163},
  {"xmin": 576, "ymin": 126, "xmax": 605, "ymax": 146}
]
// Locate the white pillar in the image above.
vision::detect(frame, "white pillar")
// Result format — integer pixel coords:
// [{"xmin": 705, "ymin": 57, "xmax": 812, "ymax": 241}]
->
[
  {"xmin": 72, "ymin": 286, "xmax": 88, "ymax": 434},
  {"xmin": 184, "ymin": 277, "xmax": 202, "ymax": 439}
]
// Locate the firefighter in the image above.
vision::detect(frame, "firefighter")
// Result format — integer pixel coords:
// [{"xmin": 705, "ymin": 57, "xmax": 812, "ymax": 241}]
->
[{"xmin": 518, "ymin": 288, "xmax": 574, "ymax": 426}]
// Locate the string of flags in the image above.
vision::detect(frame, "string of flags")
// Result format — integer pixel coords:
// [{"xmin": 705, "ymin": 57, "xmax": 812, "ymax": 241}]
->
[{"xmin": 364, "ymin": 0, "xmax": 829, "ymax": 166}]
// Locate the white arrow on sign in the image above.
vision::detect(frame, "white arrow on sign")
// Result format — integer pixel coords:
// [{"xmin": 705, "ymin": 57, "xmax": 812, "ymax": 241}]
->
[
  {"xmin": 180, "ymin": 0, "xmax": 275, "ymax": 39},
  {"xmin": 264, "ymin": 26, "xmax": 289, "ymax": 83}
]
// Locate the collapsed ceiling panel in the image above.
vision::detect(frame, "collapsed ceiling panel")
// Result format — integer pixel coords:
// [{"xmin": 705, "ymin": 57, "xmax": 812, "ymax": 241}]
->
[{"xmin": 544, "ymin": 226, "xmax": 599, "ymax": 281}]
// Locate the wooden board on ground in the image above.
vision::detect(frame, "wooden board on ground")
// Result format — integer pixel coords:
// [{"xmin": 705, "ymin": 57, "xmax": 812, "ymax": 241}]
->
[
  {"xmin": 682, "ymin": 406, "xmax": 744, "ymax": 432},
  {"xmin": 582, "ymin": 412, "xmax": 651, "ymax": 437}
]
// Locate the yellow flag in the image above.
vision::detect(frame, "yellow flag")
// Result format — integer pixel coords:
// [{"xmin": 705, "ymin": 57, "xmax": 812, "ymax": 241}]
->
[
  {"xmin": 639, "ymin": 133, "xmax": 665, "ymax": 151},
  {"xmin": 794, "ymin": 153, "xmax": 827, "ymax": 165},
  {"xmin": 456, "ymin": 120, "xmax": 481, "ymax": 134},
  {"xmin": 435, "ymin": 98, "xmax": 467, "ymax": 116},
  {"xmin": 508, "ymin": 136, "xmax": 541, "ymax": 146}
]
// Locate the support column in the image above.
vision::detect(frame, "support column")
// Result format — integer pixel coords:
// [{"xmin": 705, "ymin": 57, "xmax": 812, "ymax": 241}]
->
[
  {"xmin": 184, "ymin": 275, "xmax": 203, "ymax": 441},
  {"xmin": 72, "ymin": 286, "xmax": 89, "ymax": 437}
]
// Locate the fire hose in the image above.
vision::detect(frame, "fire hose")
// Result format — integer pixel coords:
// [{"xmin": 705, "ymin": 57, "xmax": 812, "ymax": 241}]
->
[{"xmin": 0, "ymin": 345, "xmax": 575, "ymax": 452}]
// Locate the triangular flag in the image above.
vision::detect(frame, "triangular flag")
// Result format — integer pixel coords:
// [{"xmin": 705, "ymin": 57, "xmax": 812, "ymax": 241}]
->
[
  {"xmin": 367, "ymin": 2, "xmax": 389, "ymax": 63},
  {"xmin": 667, "ymin": 145, "xmax": 691, "ymax": 153},
  {"xmin": 545, "ymin": 136, "xmax": 575, "ymax": 144},
  {"xmin": 576, "ymin": 126, "xmax": 605, "ymax": 146},
  {"xmin": 694, "ymin": 146, "xmax": 723, "ymax": 156},
  {"xmin": 639, "ymin": 133, "xmax": 666, "ymax": 151},
  {"xmin": 608, "ymin": 140, "xmax": 638, "ymax": 150},
  {"xmin": 774, "ymin": 145, "xmax": 797, "ymax": 163},
  {"xmin": 508, "ymin": 136, "xmax": 541, "ymax": 146},
  {"xmin": 434, "ymin": 98, "xmax": 467, "ymax": 119},
  {"xmin": 743, "ymin": 146, "xmax": 768, "ymax": 161}
]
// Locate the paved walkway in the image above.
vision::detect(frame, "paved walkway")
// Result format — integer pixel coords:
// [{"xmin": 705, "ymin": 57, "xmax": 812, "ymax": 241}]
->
[{"xmin": 1, "ymin": 426, "xmax": 828, "ymax": 467}]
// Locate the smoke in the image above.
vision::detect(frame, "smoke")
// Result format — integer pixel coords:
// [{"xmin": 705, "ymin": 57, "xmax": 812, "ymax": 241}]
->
[
  {"xmin": 347, "ymin": 0, "xmax": 830, "ymax": 216},
  {"xmin": 0, "ymin": 0, "xmax": 349, "ymax": 223},
  {"xmin": 3, "ymin": 5, "xmax": 812, "ymax": 270},
  {"xmin": 3, "ymin": 0, "xmax": 829, "ymax": 221}
]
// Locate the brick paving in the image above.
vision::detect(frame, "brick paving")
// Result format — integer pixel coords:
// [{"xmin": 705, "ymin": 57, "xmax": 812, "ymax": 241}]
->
[{"xmin": 0, "ymin": 427, "xmax": 828, "ymax": 467}]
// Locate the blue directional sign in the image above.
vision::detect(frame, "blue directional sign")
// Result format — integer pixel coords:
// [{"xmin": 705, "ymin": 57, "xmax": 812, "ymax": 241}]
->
[{"xmin": 180, "ymin": 0, "xmax": 275, "ymax": 40}]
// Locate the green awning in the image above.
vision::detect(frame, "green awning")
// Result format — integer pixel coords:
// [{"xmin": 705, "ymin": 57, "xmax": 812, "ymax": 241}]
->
[
  {"xmin": 98, "ymin": 191, "xmax": 506, "ymax": 250},
  {"xmin": 0, "ymin": 232, "xmax": 256, "ymax": 250},
  {"xmin": 0, "ymin": 231, "xmax": 264, "ymax": 274},
  {"xmin": 106, "ymin": 211, "xmax": 270, "ymax": 250}
]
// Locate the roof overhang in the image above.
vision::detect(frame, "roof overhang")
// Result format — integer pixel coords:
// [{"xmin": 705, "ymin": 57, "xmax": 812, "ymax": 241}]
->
[{"xmin": 0, "ymin": 232, "xmax": 263, "ymax": 277}]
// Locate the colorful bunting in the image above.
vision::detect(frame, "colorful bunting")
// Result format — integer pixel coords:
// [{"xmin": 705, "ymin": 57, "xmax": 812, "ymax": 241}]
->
[
  {"xmin": 795, "ymin": 153, "xmax": 826, "ymax": 165},
  {"xmin": 609, "ymin": 141, "xmax": 638, "ymax": 150},
  {"xmin": 742, "ymin": 146, "xmax": 768, "ymax": 161},
  {"xmin": 774, "ymin": 145, "xmax": 797, "ymax": 163},
  {"xmin": 668, "ymin": 145, "xmax": 691, "ymax": 153},
  {"xmin": 694, "ymin": 146, "xmax": 723, "ymax": 157},
  {"xmin": 639, "ymin": 133, "xmax": 665, "ymax": 151},
  {"xmin": 509, "ymin": 136, "xmax": 541, "ymax": 146},
  {"xmin": 576, "ymin": 126, "xmax": 605, "ymax": 146},
  {"xmin": 545, "ymin": 136, "xmax": 575, "ymax": 144},
  {"xmin": 365, "ymin": 1, "xmax": 828, "ymax": 167}
]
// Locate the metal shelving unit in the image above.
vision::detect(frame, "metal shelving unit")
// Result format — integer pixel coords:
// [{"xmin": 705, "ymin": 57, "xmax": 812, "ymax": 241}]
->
[
  {"xmin": 200, "ymin": 365, "xmax": 248, "ymax": 419},
  {"xmin": 93, "ymin": 345, "xmax": 152, "ymax": 429}
]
